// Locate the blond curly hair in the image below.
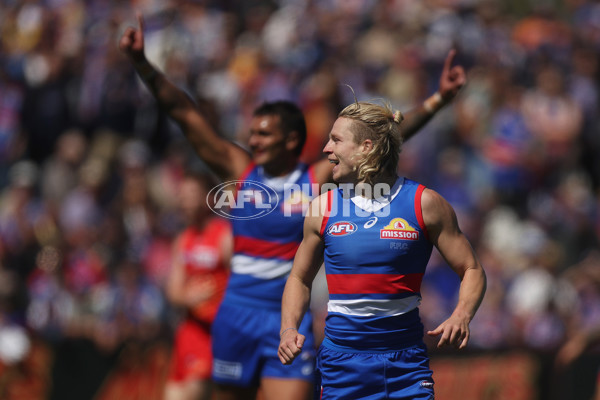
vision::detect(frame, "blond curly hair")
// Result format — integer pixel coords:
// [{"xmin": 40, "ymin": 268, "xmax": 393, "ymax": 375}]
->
[{"xmin": 338, "ymin": 101, "xmax": 404, "ymax": 184}]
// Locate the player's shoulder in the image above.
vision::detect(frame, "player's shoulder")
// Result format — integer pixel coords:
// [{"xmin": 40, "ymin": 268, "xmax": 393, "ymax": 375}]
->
[
  {"xmin": 310, "ymin": 187, "xmax": 336, "ymax": 215},
  {"xmin": 420, "ymin": 187, "xmax": 457, "ymax": 231},
  {"xmin": 420, "ymin": 187, "xmax": 449, "ymax": 212}
]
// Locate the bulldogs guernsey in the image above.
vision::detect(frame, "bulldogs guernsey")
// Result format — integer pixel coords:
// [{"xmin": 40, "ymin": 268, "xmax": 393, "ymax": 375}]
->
[
  {"xmin": 225, "ymin": 162, "xmax": 317, "ymax": 309},
  {"xmin": 320, "ymin": 177, "xmax": 433, "ymax": 351}
]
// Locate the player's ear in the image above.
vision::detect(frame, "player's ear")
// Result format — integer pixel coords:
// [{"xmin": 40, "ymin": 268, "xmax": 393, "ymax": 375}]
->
[
  {"xmin": 286, "ymin": 131, "xmax": 300, "ymax": 153},
  {"xmin": 361, "ymin": 139, "xmax": 373, "ymax": 153}
]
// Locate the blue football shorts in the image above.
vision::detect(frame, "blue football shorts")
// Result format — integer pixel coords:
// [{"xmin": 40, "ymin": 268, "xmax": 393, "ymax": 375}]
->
[
  {"xmin": 316, "ymin": 339, "xmax": 434, "ymax": 399},
  {"xmin": 211, "ymin": 302, "xmax": 316, "ymax": 387}
]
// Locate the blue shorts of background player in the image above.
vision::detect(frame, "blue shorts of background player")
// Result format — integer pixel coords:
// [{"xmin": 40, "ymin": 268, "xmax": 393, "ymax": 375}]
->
[{"xmin": 212, "ymin": 302, "xmax": 316, "ymax": 387}]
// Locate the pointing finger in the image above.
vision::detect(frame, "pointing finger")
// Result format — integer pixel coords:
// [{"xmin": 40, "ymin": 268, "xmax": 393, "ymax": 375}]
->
[
  {"xmin": 443, "ymin": 49, "xmax": 457, "ymax": 73},
  {"xmin": 136, "ymin": 11, "xmax": 145, "ymax": 32}
]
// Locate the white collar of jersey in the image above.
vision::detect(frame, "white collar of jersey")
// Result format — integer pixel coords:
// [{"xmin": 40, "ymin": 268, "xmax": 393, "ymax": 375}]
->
[
  {"xmin": 257, "ymin": 164, "xmax": 303, "ymax": 191},
  {"xmin": 348, "ymin": 176, "xmax": 404, "ymax": 213}
]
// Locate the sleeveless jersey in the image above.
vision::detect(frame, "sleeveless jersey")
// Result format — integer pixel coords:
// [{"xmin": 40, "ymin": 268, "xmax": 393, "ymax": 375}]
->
[
  {"xmin": 320, "ymin": 177, "xmax": 433, "ymax": 351},
  {"xmin": 224, "ymin": 162, "xmax": 318, "ymax": 309},
  {"xmin": 180, "ymin": 217, "xmax": 230, "ymax": 324}
]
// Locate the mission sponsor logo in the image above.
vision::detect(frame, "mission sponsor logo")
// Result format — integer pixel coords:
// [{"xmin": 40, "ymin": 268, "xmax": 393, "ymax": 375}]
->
[
  {"xmin": 380, "ymin": 218, "xmax": 419, "ymax": 240},
  {"xmin": 327, "ymin": 221, "xmax": 357, "ymax": 236}
]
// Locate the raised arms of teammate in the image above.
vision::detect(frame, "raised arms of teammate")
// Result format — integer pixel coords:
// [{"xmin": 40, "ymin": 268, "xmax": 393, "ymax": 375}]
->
[
  {"xmin": 421, "ymin": 188, "xmax": 486, "ymax": 349},
  {"xmin": 119, "ymin": 14, "xmax": 251, "ymax": 182},
  {"xmin": 120, "ymin": 14, "xmax": 465, "ymax": 185}
]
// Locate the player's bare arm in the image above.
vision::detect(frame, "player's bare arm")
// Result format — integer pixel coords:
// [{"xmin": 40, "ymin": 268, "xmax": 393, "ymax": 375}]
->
[
  {"xmin": 279, "ymin": 194, "xmax": 326, "ymax": 365},
  {"xmin": 119, "ymin": 13, "xmax": 250, "ymax": 181},
  {"xmin": 166, "ymin": 235, "xmax": 215, "ymax": 308},
  {"xmin": 421, "ymin": 188, "xmax": 486, "ymax": 349},
  {"xmin": 401, "ymin": 49, "xmax": 466, "ymax": 142}
]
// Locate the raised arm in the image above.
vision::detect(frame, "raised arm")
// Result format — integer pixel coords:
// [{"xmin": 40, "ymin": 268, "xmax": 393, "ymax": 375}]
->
[
  {"xmin": 278, "ymin": 195, "xmax": 326, "ymax": 365},
  {"xmin": 422, "ymin": 188, "xmax": 486, "ymax": 349},
  {"xmin": 119, "ymin": 13, "xmax": 251, "ymax": 181},
  {"xmin": 400, "ymin": 49, "xmax": 466, "ymax": 141}
]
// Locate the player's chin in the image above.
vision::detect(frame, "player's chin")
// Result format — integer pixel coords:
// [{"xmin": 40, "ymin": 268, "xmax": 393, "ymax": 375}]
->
[
  {"xmin": 331, "ymin": 170, "xmax": 345, "ymax": 183},
  {"xmin": 252, "ymin": 151, "xmax": 269, "ymax": 165}
]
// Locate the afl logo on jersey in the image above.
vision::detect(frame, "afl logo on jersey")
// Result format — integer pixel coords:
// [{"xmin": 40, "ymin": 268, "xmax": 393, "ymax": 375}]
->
[
  {"xmin": 327, "ymin": 221, "xmax": 357, "ymax": 236},
  {"xmin": 380, "ymin": 218, "xmax": 419, "ymax": 240}
]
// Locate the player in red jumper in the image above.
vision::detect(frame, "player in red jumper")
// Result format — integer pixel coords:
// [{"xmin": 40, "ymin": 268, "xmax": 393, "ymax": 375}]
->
[{"xmin": 165, "ymin": 173, "xmax": 232, "ymax": 400}]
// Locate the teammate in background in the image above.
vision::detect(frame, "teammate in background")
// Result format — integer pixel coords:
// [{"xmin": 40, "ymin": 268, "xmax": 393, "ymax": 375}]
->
[
  {"xmin": 119, "ymin": 13, "xmax": 466, "ymax": 400},
  {"xmin": 165, "ymin": 173, "xmax": 232, "ymax": 400},
  {"xmin": 278, "ymin": 101, "xmax": 486, "ymax": 399}
]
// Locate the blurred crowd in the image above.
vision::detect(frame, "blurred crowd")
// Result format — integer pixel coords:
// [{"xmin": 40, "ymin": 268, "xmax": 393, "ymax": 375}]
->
[{"xmin": 1, "ymin": 0, "xmax": 600, "ymax": 395}]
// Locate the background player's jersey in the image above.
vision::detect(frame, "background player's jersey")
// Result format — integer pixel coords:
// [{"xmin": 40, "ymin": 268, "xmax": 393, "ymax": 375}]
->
[
  {"xmin": 180, "ymin": 217, "xmax": 230, "ymax": 324},
  {"xmin": 225, "ymin": 162, "xmax": 318, "ymax": 309},
  {"xmin": 320, "ymin": 177, "xmax": 433, "ymax": 351}
]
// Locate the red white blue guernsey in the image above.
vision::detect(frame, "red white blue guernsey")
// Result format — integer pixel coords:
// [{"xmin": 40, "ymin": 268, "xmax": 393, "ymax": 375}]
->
[
  {"xmin": 224, "ymin": 162, "xmax": 318, "ymax": 309},
  {"xmin": 320, "ymin": 177, "xmax": 433, "ymax": 351}
]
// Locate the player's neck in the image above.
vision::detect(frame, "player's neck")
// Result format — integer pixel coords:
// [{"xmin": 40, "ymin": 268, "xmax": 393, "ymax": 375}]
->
[
  {"xmin": 261, "ymin": 156, "xmax": 299, "ymax": 178},
  {"xmin": 192, "ymin": 210, "xmax": 212, "ymax": 229},
  {"xmin": 355, "ymin": 174, "xmax": 398, "ymax": 199}
]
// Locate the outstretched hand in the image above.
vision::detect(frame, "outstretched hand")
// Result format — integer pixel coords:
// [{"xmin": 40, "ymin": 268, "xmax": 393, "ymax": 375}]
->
[
  {"xmin": 426, "ymin": 313, "xmax": 471, "ymax": 349},
  {"xmin": 438, "ymin": 49, "xmax": 466, "ymax": 101},
  {"xmin": 119, "ymin": 13, "xmax": 146, "ymax": 63}
]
